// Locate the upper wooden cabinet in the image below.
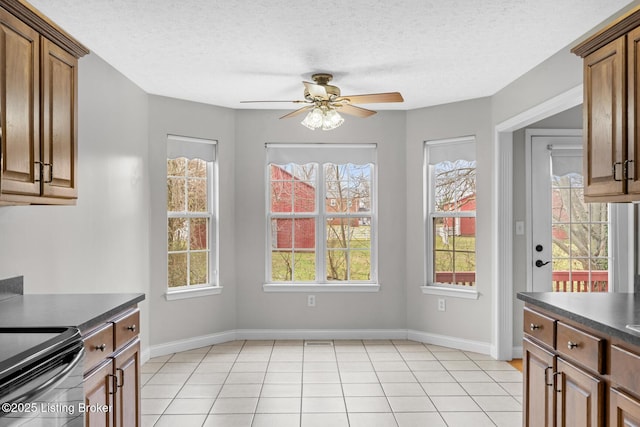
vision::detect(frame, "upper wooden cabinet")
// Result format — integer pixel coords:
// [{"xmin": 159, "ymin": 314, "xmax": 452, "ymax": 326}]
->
[
  {"xmin": 0, "ymin": 0, "xmax": 88, "ymax": 205},
  {"xmin": 573, "ymin": 6, "xmax": 640, "ymax": 202}
]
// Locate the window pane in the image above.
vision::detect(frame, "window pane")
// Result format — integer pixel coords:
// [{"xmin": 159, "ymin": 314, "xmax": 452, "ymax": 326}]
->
[
  {"xmin": 188, "ymin": 158, "xmax": 207, "ymax": 178},
  {"xmin": 167, "ymin": 178, "xmax": 185, "ymax": 211},
  {"xmin": 168, "ymin": 218, "xmax": 188, "ymax": 251},
  {"xmin": 188, "ymin": 178, "xmax": 207, "ymax": 212},
  {"xmin": 433, "ymin": 160, "xmax": 476, "ymax": 212},
  {"xmin": 294, "ymin": 218, "xmax": 315, "ymax": 249},
  {"xmin": 434, "ymin": 250, "xmax": 453, "ymax": 283},
  {"xmin": 271, "ymin": 251, "xmax": 293, "ymax": 281},
  {"xmin": 190, "ymin": 218, "xmax": 208, "ymax": 250},
  {"xmin": 190, "ymin": 252, "xmax": 208, "ymax": 285},
  {"xmin": 349, "ymin": 218, "xmax": 371, "ymax": 249},
  {"xmin": 168, "ymin": 253, "xmax": 187, "ymax": 287},
  {"xmin": 590, "ymin": 223, "xmax": 608, "ymax": 257},
  {"xmin": 432, "ymin": 216, "xmax": 476, "ymax": 286},
  {"xmin": 327, "ymin": 250, "xmax": 347, "ymax": 281},
  {"xmin": 272, "ymin": 219, "xmax": 292, "ymax": 249},
  {"xmin": 270, "ymin": 164, "xmax": 317, "ymax": 214},
  {"xmin": 350, "ymin": 250, "xmax": 371, "ymax": 280},
  {"xmin": 325, "ymin": 163, "xmax": 372, "ymax": 214},
  {"xmin": 293, "ymin": 252, "xmax": 315, "ymax": 281},
  {"xmin": 167, "ymin": 158, "xmax": 186, "ymax": 177},
  {"xmin": 294, "ymin": 181, "xmax": 315, "ymax": 212}
]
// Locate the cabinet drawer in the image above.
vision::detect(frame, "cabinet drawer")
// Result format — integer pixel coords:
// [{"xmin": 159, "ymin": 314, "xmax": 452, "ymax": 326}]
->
[
  {"xmin": 113, "ymin": 308, "xmax": 139, "ymax": 350},
  {"xmin": 84, "ymin": 323, "xmax": 114, "ymax": 373},
  {"xmin": 611, "ymin": 345, "xmax": 640, "ymax": 397},
  {"xmin": 523, "ymin": 307, "xmax": 556, "ymax": 348},
  {"xmin": 556, "ymin": 322, "xmax": 604, "ymax": 373}
]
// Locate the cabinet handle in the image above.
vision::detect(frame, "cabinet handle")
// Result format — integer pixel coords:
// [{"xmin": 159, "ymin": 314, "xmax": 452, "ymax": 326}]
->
[
  {"xmin": 108, "ymin": 374, "xmax": 118, "ymax": 395},
  {"xmin": 126, "ymin": 324, "xmax": 137, "ymax": 332},
  {"xmin": 567, "ymin": 341, "xmax": 579, "ymax": 349},
  {"xmin": 613, "ymin": 162, "xmax": 623, "ymax": 181},
  {"xmin": 544, "ymin": 366, "xmax": 553, "ymax": 387},
  {"xmin": 45, "ymin": 163, "xmax": 53, "ymax": 184},
  {"xmin": 553, "ymin": 371, "xmax": 563, "ymax": 393},
  {"xmin": 116, "ymin": 368, "xmax": 124, "ymax": 389},
  {"xmin": 530, "ymin": 323, "xmax": 541, "ymax": 331},
  {"xmin": 95, "ymin": 343, "xmax": 107, "ymax": 352},
  {"xmin": 624, "ymin": 159, "xmax": 634, "ymax": 180}
]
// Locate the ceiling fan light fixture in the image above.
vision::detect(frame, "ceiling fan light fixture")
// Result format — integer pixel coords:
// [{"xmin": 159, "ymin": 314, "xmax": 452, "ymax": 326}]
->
[
  {"xmin": 301, "ymin": 107, "xmax": 324, "ymax": 130},
  {"xmin": 301, "ymin": 106, "xmax": 344, "ymax": 131},
  {"xmin": 322, "ymin": 109, "xmax": 344, "ymax": 130}
]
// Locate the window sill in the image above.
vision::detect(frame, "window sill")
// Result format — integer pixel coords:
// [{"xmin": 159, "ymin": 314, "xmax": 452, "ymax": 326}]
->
[
  {"xmin": 264, "ymin": 283, "xmax": 380, "ymax": 293},
  {"xmin": 165, "ymin": 286, "xmax": 223, "ymax": 301},
  {"xmin": 420, "ymin": 285, "xmax": 479, "ymax": 299}
]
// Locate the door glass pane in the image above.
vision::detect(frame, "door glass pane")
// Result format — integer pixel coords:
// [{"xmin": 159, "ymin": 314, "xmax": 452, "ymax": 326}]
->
[{"xmin": 551, "ymin": 154, "xmax": 609, "ymax": 293}]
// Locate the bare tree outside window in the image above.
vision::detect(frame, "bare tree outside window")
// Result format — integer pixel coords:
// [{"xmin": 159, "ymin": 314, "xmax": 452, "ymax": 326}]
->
[
  {"xmin": 551, "ymin": 173, "xmax": 609, "ymax": 292},
  {"xmin": 269, "ymin": 161, "xmax": 373, "ymax": 283},
  {"xmin": 431, "ymin": 159, "xmax": 477, "ymax": 286}
]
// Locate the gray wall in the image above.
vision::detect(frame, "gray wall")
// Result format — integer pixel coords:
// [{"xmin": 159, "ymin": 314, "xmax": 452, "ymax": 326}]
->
[
  {"xmin": 405, "ymin": 97, "xmax": 493, "ymax": 344},
  {"xmin": 234, "ymin": 110, "xmax": 407, "ymax": 331},
  {"xmin": 148, "ymin": 95, "xmax": 237, "ymax": 346},
  {"xmin": 0, "ymin": 53, "xmax": 151, "ymax": 350}
]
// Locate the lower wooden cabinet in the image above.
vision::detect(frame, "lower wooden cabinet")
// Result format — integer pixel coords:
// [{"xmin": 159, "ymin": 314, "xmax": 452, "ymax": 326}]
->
[
  {"xmin": 83, "ymin": 307, "xmax": 141, "ymax": 427},
  {"xmin": 113, "ymin": 340, "xmax": 141, "ymax": 427},
  {"xmin": 84, "ymin": 360, "xmax": 115, "ymax": 427},
  {"xmin": 610, "ymin": 388, "xmax": 640, "ymax": 426},
  {"xmin": 523, "ymin": 339, "xmax": 555, "ymax": 427},
  {"xmin": 522, "ymin": 304, "xmax": 638, "ymax": 427},
  {"xmin": 555, "ymin": 358, "xmax": 603, "ymax": 427}
]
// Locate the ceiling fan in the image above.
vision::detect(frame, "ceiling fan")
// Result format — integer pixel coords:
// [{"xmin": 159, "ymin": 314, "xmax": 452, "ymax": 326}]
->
[{"xmin": 241, "ymin": 73, "xmax": 404, "ymax": 130}]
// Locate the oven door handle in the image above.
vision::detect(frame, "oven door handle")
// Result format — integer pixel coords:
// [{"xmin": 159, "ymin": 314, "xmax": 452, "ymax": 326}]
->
[{"xmin": 9, "ymin": 345, "xmax": 84, "ymax": 404}]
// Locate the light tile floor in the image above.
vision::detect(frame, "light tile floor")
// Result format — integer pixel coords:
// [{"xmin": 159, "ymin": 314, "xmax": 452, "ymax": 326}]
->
[{"xmin": 141, "ymin": 340, "xmax": 522, "ymax": 427}]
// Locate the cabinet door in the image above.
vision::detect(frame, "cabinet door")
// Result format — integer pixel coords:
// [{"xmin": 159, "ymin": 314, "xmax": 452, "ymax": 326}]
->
[
  {"xmin": 610, "ymin": 388, "xmax": 640, "ymax": 427},
  {"xmin": 113, "ymin": 339, "xmax": 140, "ymax": 427},
  {"xmin": 0, "ymin": 7, "xmax": 40, "ymax": 196},
  {"xmin": 556, "ymin": 358, "xmax": 604, "ymax": 427},
  {"xmin": 583, "ymin": 36, "xmax": 626, "ymax": 198},
  {"xmin": 523, "ymin": 338, "xmax": 555, "ymax": 427},
  {"xmin": 41, "ymin": 37, "xmax": 78, "ymax": 199},
  {"xmin": 628, "ymin": 27, "xmax": 640, "ymax": 196},
  {"xmin": 84, "ymin": 360, "xmax": 115, "ymax": 427}
]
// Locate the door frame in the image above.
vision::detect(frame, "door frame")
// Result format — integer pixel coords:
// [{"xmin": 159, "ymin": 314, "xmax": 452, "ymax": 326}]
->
[
  {"xmin": 525, "ymin": 129, "xmax": 583, "ymax": 292},
  {"xmin": 493, "ymin": 85, "xmax": 582, "ymax": 360}
]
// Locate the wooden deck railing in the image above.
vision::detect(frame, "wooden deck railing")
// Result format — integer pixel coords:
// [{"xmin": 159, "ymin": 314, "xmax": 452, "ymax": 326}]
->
[
  {"xmin": 435, "ymin": 270, "xmax": 608, "ymax": 292},
  {"xmin": 551, "ymin": 271, "xmax": 608, "ymax": 292}
]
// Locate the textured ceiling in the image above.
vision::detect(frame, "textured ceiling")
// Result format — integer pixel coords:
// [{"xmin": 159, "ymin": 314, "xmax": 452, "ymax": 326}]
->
[{"xmin": 28, "ymin": 0, "xmax": 636, "ymax": 110}]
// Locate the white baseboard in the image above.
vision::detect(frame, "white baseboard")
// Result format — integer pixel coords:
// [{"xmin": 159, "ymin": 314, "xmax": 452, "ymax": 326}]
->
[
  {"xmin": 235, "ymin": 328, "xmax": 408, "ymax": 341},
  {"xmin": 407, "ymin": 329, "xmax": 492, "ymax": 356},
  {"xmin": 148, "ymin": 330, "xmax": 236, "ymax": 358},
  {"xmin": 147, "ymin": 328, "xmax": 496, "ymax": 359}
]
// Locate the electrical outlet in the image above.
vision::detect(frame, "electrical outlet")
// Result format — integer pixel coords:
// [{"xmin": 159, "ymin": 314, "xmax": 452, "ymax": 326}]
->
[
  {"xmin": 438, "ymin": 298, "xmax": 446, "ymax": 311},
  {"xmin": 307, "ymin": 295, "xmax": 316, "ymax": 307}
]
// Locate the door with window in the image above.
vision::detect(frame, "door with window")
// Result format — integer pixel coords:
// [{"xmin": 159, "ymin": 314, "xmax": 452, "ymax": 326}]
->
[{"xmin": 530, "ymin": 134, "xmax": 611, "ymax": 293}]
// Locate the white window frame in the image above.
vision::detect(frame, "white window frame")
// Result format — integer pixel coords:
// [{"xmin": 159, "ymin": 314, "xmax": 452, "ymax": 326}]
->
[
  {"xmin": 264, "ymin": 143, "xmax": 379, "ymax": 293},
  {"xmin": 422, "ymin": 136, "xmax": 479, "ymax": 299},
  {"xmin": 165, "ymin": 134, "xmax": 221, "ymax": 300}
]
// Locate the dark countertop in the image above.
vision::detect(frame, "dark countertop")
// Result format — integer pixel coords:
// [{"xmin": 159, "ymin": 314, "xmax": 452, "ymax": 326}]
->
[
  {"xmin": 0, "ymin": 293, "xmax": 145, "ymax": 334},
  {"xmin": 518, "ymin": 292, "xmax": 640, "ymax": 347}
]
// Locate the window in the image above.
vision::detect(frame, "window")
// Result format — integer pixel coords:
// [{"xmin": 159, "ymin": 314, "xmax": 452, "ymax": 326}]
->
[
  {"xmin": 166, "ymin": 135, "xmax": 219, "ymax": 298},
  {"xmin": 549, "ymin": 146, "xmax": 611, "ymax": 292},
  {"xmin": 424, "ymin": 137, "xmax": 477, "ymax": 295},
  {"xmin": 266, "ymin": 143, "xmax": 377, "ymax": 289}
]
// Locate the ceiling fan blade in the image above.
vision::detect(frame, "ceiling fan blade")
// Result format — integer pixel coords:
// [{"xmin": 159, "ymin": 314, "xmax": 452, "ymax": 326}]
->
[
  {"xmin": 303, "ymin": 81, "xmax": 328, "ymax": 99},
  {"xmin": 337, "ymin": 104, "xmax": 377, "ymax": 118},
  {"xmin": 338, "ymin": 92, "xmax": 404, "ymax": 104},
  {"xmin": 280, "ymin": 105, "xmax": 314, "ymax": 119},
  {"xmin": 240, "ymin": 100, "xmax": 307, "ymax": 103}
]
